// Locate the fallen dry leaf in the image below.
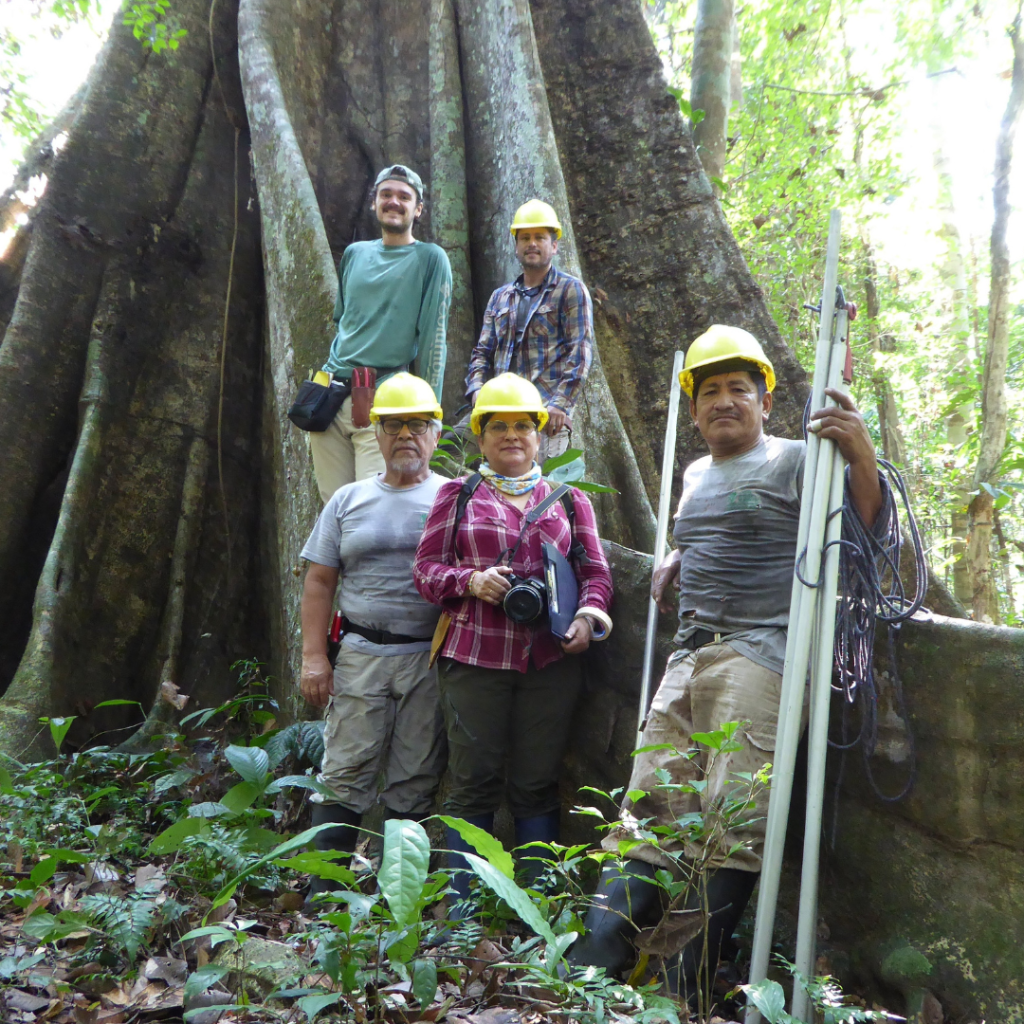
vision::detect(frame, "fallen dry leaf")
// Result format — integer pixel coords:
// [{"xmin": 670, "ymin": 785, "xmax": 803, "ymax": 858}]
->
[
  {"xmin": 465, "ymin": 937, "xmax": 505, "ymax": 983},
  {"xmin": 160, "ymin": 681, "xmax": 189, "ymax": 710},
  {"xmin": 5, "ymin": 988, "xmax": 52, "ymax": 1013},
  {"xmin": 134, "ymin": 865, "xmax": 166, "ymax": 895},
  {"xmin": 143, "ymin": 956, "xmax": 187, "ymax": 987},
  {"xmin": 636, "ymin": 907, "xmax": 705, "ymax": 958}
]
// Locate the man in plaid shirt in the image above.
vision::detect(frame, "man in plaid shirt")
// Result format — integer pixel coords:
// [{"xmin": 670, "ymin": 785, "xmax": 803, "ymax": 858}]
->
[{"xmin": 464, "ymin": 199, "xmax": 593, "ymax": 462}]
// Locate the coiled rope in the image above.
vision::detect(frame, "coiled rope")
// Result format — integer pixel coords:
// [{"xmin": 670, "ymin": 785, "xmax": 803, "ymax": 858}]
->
[{"xmin": 799, "ymin": 402, "xmax": 928, "ymax": 841}]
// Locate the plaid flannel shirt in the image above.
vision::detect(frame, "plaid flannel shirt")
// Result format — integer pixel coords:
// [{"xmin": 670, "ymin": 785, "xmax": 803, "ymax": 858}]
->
[
  {"xmin": 465, "ymin": 266, "xmax": 594, "ymax": 416},
  {"xmin": 413, "ymin": 477, "xmax": 613, "ymax": 672}
]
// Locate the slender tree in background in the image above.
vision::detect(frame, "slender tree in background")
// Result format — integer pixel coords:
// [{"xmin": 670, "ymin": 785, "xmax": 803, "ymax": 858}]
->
[
  {"xmin": 691, "ymin": 0, "xmax": 734, "ymax": 185},
  {"xmin": 968, "ymin": 6, "xmax": 1024, "ymax": 624}
]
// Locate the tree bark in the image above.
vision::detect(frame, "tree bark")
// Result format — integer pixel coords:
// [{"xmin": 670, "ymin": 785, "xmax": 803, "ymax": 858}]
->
[
  {"xmin": 529, "ymin": 0, "xmax": 808, "ymax": 499},
  {"xmin": 690, "ymin": 0, "xmax": 733, "ymax": 186},
  {"xmin": 861, "ymin": 242, "xmax": 906, "ymax": 467},
  {"xmin": 0, "ymin": 0, "xmax": 266, "ymax": 758},
  {"xmin": 968, "ymin": 9, "xmax": 1024, "ymax": 624}
]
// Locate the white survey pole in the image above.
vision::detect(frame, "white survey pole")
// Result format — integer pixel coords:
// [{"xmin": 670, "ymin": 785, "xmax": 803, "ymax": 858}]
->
[
  {"xmin": 747, "ymin": 210, "xmax": 843, "ymax": 1022},
  {"xmin": 637, "ymin": 350, "xmax": 685, "ymax": 746},
  {"xmin": 790, "ymin": 310, "xmax": 850, "ymax": 1022}
]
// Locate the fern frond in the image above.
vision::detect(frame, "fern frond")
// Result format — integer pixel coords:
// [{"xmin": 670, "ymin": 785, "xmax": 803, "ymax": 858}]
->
[{"xmin": 80, "ymin": 893, "xmax": 158, "ymax": 960}]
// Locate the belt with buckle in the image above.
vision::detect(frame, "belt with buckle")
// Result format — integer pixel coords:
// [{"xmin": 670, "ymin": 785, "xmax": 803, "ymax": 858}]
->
[
  {"xmin": 680, "ymin": 628, "xmax": 723, "ymax": 651},
  {"xmin": 342, "ymin": 618, "xmax": 433, "ymax": 646}
]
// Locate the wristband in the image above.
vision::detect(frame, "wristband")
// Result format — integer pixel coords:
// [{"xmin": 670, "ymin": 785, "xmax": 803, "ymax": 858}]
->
[
  {"xmin": 466, "ymin": 570, "xmax": 480, "ymax": 597},
  {"xmin": 576, "ymin": 606, "xmax": 612, "ymax": 640}
]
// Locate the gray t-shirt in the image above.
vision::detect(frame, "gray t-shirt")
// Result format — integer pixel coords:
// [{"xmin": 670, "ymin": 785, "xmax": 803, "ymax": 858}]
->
[
  {"xmin": 673, "ymin": 435, "xmax": 806, "ymax": 674},
  {"xmin": 301, "ymin": 474, "xmax": 445, "ymax": 643}
]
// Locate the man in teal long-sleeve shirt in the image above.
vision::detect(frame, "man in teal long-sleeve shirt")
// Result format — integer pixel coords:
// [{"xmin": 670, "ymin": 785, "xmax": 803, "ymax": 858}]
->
[{"xmin": 310, "ymin": 164, "xmax": 452, "ymax": 503}]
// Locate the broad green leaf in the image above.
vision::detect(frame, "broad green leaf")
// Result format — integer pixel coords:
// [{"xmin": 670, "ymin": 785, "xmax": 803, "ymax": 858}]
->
[
  {"xmin": 379, "ymin": 819, "xmax": 430, "ymax": 928},
  {"xmin": 207, "ymin": 823, "xmax": 338, "ymax": 917},
  {"xmin": 153, "ymin": 769, "xmax": 196, "ymax": 794},
  {"xmin": 188, "ymin": 801, "xmax": 231, "ymax": 818},
  {"xmin": 220, "ymin": 781, "xmax": 261, "ymax": 815},
  {"xmin": 0, "ymin": 764, "xmax": 12, "ymax": 794},
  {"xmin": 440, "ymin": 815, "xmax": 514, "ymax": 878},
  {"xmin": 275, "ymin": 775, "xmax": 336, "ymax": 799},
  {"xmin": 184, "ymin": 1006, "xmax": 244, "ymax": 1022},
  {"xmin": 744, "ymin": 978, "xmax": 788, "ymax": 1023},
  {"xmin": 93, "ymin": 699, "xmax": 144, "ymax": 710},
  {"xmin": 184, "ymin": 963, "xmax": 230, "ymax": 1001},
  {"xmin": 385, "ymin": 927, "xmax": 418, "ymax": 964},
  {"xmin": 148, "ymin": 816, "xmax": 207, "ymax": 855},
  {"xmin": 30, "ymin": 857, "xmax": 58, "ymax": 887},
  {"xmin": 41, "ymin": 716, "xmax": 75, "ymax": 754},
  {"xmin": 463, "ymin": 852, "xmax": 556, "ymax": 944},
  {"xmin": 541, "ymin": 448, "xmax": 584, "ymax": 472},
  {"xmin": 179, "ymin": 925, "xmax": 239, "ymax": 949},
  {"xmin": 276, "ymin": 850, "xmax": 356, "ymax": 885},
  {"xmin": 411, "ymin": 958, "xmax": 438, "ymax": 1007},
  {"xmin": 224, "ymin": 744, "xmax": 270, "ymax": 785},
  {"xmin": 569, "ymin": 480, "xmax": 619, "ymax": 494},
  {"xmin": 297, "ymin": 993, "xmax": 343, "ymax": 1019},
  {"xmin": 39, "ymin": 848, "xmax": 91, "ymax": 864}
]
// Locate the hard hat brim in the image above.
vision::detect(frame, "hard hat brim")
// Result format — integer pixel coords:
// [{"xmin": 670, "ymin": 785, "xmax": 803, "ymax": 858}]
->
[
  {"xmin": 510, "ymin": 224, "xmax": 563, "ymax": 240},
  {"xmin": 470, "ymin": 404, "xmax": 550, "ymax": 435},
  {"xmin": 679, "ymin": 356, "xmax": 777, "ymax": 397},
  {"xmin": 368, "ymin": 404, "xmax": 442, "ymax": 422}
]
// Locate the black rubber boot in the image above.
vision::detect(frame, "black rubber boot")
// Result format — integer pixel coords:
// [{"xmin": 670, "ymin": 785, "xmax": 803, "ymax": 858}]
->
[
  {"xmin": 306, "ymin": 803, "xmax": 362, "ymax": 906},
  {"xmin": 514, "ymin": 810, "xmax": 561, "ymax": 888},
  {"xmin": 445, "ymin": 813, "xmax": 494, "ymax": 918},
  {"xmin": 664, "ymin": 867, "xmax": 758, "ymax": 1005},
  {"xmin": 567, "ymin": 859, "xmax": 662, "ymax": 976}
]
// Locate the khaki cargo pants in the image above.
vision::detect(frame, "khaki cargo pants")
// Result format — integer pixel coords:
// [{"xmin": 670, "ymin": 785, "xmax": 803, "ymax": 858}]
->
[
  {"xmin": 309, "ymin": 395, "xmax": 386, "ymax": 504},
  {"xmin": 603, "ymin": 643, "xmax": 806, "ymax": 874},
  {"xmin": 316, "ymin": 644, "xmax": 446, "ymax": 815}
]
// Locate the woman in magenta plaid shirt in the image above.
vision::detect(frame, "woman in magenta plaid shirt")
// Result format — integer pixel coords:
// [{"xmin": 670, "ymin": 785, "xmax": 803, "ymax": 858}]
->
[{"xmin": 414, "ymin": 373, "xmax": 613, "ymax": 912}]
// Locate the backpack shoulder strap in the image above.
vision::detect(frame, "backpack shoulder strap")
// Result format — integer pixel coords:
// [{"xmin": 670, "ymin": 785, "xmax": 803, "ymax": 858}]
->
[
  {"xmin": 453, "ymin": 473, "xmax": 484, "ymax": 561},
  {"xmin": 557, "ymin": 487, "xmax": 590, "ymax": 564}
]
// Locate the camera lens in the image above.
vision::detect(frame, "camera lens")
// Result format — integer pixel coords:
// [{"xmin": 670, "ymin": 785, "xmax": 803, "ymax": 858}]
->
[{"xmin": 502, "ymin": 579, "xmax": 546, "ymax": 623}]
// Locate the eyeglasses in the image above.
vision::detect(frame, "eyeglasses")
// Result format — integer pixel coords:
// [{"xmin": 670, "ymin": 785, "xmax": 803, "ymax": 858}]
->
[
  {"xmin": 483, "ymin": 418, "xmax": 537, "ymax": 437},
  {"xmin": 380, "ymin": 417, "xmax": 433, "ymax": 435}
]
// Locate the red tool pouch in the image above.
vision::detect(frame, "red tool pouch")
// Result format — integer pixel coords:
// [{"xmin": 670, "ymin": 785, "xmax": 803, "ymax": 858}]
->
[{"xmin": 350, "ymin": 366, "xmax": 376, "ymax": 428}]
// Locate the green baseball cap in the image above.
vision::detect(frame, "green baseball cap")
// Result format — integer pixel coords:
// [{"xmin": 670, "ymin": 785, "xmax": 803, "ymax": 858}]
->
[{"xmin": 374, "ymin": 164, "xmax": 424, "ymax": 199}]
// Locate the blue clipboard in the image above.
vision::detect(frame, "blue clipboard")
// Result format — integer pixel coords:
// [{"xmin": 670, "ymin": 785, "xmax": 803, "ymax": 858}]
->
[{"xmin": 543, "ymin": 542, "xmax": 578, "ymax": 640}]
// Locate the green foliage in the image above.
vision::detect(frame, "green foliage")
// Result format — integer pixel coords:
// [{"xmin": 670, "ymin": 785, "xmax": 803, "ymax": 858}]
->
[
  {"xmin": 79, "ymin": 892, "xmax": 159, "ymax": 960},
  {"xmin": 646, "ymin": 0, "xmax": 1024, "ymax": 622},
  {"xmin": 122, "ymin": 1, "xmax": 187, "ymax": 54},
  {"xmin": 742, "ymin": 959, "xmax": 900, "ymax": 1022}
]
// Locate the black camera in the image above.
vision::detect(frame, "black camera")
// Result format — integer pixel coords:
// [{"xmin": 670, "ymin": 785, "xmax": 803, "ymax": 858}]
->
[{"xmin": 502, "ymin": 575, "xmax": 548, "ymax": 623}]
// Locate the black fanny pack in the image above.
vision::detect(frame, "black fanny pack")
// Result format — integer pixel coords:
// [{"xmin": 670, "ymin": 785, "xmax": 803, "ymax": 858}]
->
[{"xmin": 288, "ymin": 376, "xmax": 350, "ymax": 432}]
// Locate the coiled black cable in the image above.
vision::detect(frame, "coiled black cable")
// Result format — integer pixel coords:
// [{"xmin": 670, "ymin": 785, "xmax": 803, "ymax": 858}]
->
[{"xmin": 800, "ymin": 400, "xmax": 928, "ymax": 843}]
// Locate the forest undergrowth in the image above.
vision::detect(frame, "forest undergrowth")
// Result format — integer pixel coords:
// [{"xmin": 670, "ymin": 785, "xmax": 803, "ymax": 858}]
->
[{"xmin": 0, "ymin": 663, "xmax": 894, "ymax": 1024}]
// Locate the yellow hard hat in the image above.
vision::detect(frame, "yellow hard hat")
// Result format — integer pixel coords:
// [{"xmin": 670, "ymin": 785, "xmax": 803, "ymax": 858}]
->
[
  {"xmin": 369, "ymin": 372, "xmax": 442, "ymax": 422},
  {"xmin": 510, "ymin": 199, "xmax": 563, "ymax": 240},
  {"xmin": 470, "ymin": 373, "xmax": 550, "ymax": 435},
  {"xmin": 679, "ymin": 325, "xmax": 777, "ymax": 397}
]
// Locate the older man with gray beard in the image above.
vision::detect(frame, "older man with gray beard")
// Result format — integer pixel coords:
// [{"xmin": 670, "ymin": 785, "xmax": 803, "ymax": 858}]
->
[{"xmin": 299, "ymin": 373, "xmax": 447, "ymax": 899}]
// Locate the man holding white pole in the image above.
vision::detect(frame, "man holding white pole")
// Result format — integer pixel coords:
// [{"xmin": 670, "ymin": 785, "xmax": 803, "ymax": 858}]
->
[{"xmin": 569, "ymin": 325, "xmax": 882, "ymax": 1002}]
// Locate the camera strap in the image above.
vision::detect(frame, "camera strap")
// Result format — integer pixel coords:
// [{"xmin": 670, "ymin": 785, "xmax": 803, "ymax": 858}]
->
[
  {"xmin": 499, "ymin": 483, "xmax": 571, "ymax": 567},
  {"xmin": 452, "ymin": 473, "xmax": 587, "ymax": 564}
]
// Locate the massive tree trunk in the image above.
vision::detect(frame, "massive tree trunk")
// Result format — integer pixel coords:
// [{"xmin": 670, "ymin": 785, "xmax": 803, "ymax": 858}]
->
[
  {"xmin": 968, "ymin": 11, "xmax": 1024, "ymax": 624},
  {"xmin": 0, "ymin": 0, "xmax": 266, "ymax": 755}
]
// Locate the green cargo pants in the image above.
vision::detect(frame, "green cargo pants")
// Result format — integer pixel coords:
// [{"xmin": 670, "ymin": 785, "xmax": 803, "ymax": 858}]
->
[{"xmin": 437, "ymin": 655, "xmax": 583, "ymax": 818}]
